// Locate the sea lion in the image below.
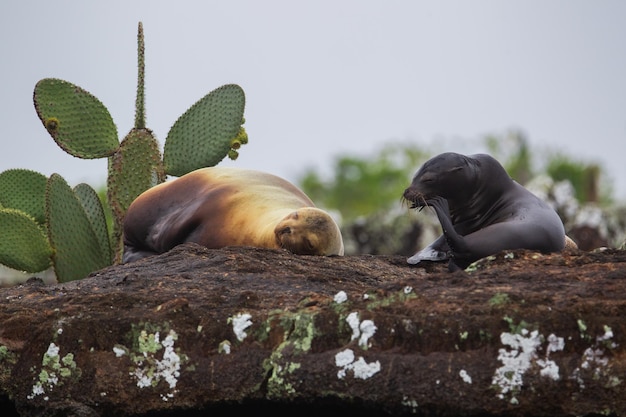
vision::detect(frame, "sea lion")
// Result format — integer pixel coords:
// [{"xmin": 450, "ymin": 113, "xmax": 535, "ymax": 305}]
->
[
  {"xmin": 403, "ymin": 152, "xmax": 567, "ymax": 271},
  {"xmin": 122, "ymin": 167, "xmax": 344, "ymax": 263}
]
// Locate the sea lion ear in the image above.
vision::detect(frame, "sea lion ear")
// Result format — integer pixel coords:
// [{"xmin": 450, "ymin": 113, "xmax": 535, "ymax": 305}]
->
[{"xmin": 447, "ymin": 166, "xmax": 464, "ymax": 173}]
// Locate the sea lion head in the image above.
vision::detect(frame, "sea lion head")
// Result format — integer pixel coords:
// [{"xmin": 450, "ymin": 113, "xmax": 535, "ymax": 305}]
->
[
  {"xmin": 403, "ymin": 152, "xmax": 478, "ymax": 208},
  {"xmin": 274, "ymin": 208, "xmax": 344, "ymax": 256}
]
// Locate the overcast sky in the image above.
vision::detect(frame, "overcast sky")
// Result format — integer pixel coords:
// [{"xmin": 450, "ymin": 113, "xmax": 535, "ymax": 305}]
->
[{"xmin": 2, "ymin": 1, "xmax": 626, "ymax": 201}]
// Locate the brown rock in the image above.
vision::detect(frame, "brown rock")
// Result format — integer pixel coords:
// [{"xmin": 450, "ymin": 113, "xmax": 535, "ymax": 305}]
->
[{"xmin": 0, "ymin": 243, "xmax": 625, "ymax": 417}]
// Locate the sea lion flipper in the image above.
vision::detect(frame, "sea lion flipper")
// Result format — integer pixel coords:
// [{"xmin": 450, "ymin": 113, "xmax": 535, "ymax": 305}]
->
[
  {"xmin": 407, "ymin": 237, "xmax": 449, "ymax": 264},
  {"xmin": 426, "ymin": 198, "xmax": 463, "ymax": 245},
  {"xmin": 407, "ymin": 248, "xmax": 448, "ymax": 264},
  {"xmin": 425, "ymin": 196, "xmax": 472, "ymax": 268},
  {"xmin": 122, "ymin": 246, "xmax": 159, "ymax": 263}
]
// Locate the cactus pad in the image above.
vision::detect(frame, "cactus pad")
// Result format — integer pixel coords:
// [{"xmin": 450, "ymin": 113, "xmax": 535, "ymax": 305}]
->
[
  {"xmin": 108, "ymin": 128, "xmax": 165, "ymax": 261},
  {"xmin": 163, "ymin": 84, "xmax": 246, "ymax": 177},
  {"xmin": 0, "ymin": 208, "xmax": 52, "ymax": 273},
  {"xmin": 46, "ymin": 174, "xmax": 110, "ymax": 282},
  {"xmin": 108, "ymin": 128, "xmax": 164, "ymax": 218},
  {"xmin": 34, "ymin": 78, "xmax": 119, "ymax": 159},
  {"xmin": 74, "ymin": 183, "xmax": 113, "ymax": 264},
  {"xmin": 0, "ymin": 169, "xmax": 47, "ymax": 224}
]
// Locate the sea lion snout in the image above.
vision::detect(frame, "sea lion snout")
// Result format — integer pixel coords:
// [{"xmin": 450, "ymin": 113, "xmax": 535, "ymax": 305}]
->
[
  {"xmin": 403, "ymin": 165, "xmax": 446, "ymax": 206},
  {"xmin": 403, "ymin": 186, "xmax": 429, "ymax": 209},
  {"xmin": 274, "ymin": 211, "xmax": 319, "ymax": 255}
]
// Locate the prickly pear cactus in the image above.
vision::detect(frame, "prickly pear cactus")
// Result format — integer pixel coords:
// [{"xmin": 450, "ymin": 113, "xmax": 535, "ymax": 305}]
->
[
  {"xmin": 46, "ymin": 174, "xmax": 111, "ymax": 282},
  {"xmin": 108, "ymin": 128, "xmax": 165, "ymax": 260},
  {"xmin": 0, "ymin": 21, "xmax": 249, "ymax": 284},
  {"xmin": 163, "ymin": 84, "xmax": 246, "ymax": 177},
  {"xmin": 74, "ymin": 183, "xmax": 113, "ymax": 264},
  {"xmin": 0, "ymin": 208, "xmax": 52, "ymax": 273},
  {"xmin": 0, "ymin": 169, "xmax": 52, "ymax": 272},
  {"xmin": 33, "ymin": 79, "xmax": 119, "ymax": 159},
  {"xmin": 0, "ymin": 169, "xmax": 47, "ymax": 224}
]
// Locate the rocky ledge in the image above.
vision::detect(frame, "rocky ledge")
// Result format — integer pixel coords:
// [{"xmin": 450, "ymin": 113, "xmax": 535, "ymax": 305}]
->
[{"xmin": 0, "ymin": 243, "xmax": 625, "ymax": 417}]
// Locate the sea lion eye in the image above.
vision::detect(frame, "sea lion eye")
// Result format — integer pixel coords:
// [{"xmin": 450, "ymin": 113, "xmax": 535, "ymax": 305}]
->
[
  {"xmin": 279, "ymin": 227, "xmax": 291, "ymax": 235},
  {"xmin": 421, "ymin": 174, "xmax": 435, "ymax": 183}
]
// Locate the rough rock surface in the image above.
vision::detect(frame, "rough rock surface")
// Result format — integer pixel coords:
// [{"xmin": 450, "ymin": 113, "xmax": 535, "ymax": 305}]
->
[{"xmin": 1, "ymin": 243, "xmax": 625, "ymax": 417}]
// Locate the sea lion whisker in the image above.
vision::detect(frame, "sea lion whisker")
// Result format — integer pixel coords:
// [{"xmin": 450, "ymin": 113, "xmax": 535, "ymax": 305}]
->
[{"xmin": 414, "ymin": 195, "xmax": 429, "ymax": 212}]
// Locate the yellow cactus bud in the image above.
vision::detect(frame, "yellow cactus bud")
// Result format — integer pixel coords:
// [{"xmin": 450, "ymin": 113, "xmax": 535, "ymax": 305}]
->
[
  {"xmin": 230, "ymin": 139, "xmax": 241, "ymax": 149},
  {"xmin": 237, "ymin": 127, "xmax": 248, "ymax": 145},
  {"xmin": 45, "ymin": 117, "xmax": 60, "ymax": 133}
]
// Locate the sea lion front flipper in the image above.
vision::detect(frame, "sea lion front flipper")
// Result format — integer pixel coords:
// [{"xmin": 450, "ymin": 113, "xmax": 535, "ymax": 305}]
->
[{"xmin": 425, "ymin": 196, "xmax": 472, "ymax": 270}]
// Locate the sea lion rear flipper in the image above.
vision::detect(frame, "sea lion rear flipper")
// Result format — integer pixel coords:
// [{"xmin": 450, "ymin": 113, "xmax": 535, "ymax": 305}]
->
[
  {"xmin": 122, "ymin": 246, "xmax": 159, "ymax": 263},
  {"xmin": 407, "ymin": 235, "xmax": 449, "ymax": 264}
]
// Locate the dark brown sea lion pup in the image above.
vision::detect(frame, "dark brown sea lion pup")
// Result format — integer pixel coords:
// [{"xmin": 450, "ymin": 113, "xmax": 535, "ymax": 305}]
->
[
  {"xmin": 403, "ymin": 152, "xmax": 567, "ymax": 271},
  {"xmin": 122, "ymin": 167, "xmax": 344, "ymax": 263}
]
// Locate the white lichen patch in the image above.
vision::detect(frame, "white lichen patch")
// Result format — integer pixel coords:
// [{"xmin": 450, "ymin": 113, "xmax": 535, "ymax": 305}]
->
[
  {"xmin": 598, "ymin": 325, "xmax": 617, "ymax": 347},
  {"xmin": 536, "ymin": 333, "xmax": 565, "ymax": 381},
  {"xmin": 492, "ymin": 329, "xmax": 565, "ymax": 403},
  {"xmin": 571, "ymin": 325, "xmax": 619, "ymax": 389},
  {"xmin": 334, "ymin": 290, "xmax": 348, "ymax": 304},
  {"xmin": 218, "ymin": 340, "xmax": 232, "ymax": 354},
  {"xmin": 335, "ymin": 348, "xmax": 381, "ymax": 380},
  {"xmin": 492, "ymin": 330, "xmax": 541, "ymax": 401},
  {"xmin": 27, "ymin": 342, "xmax": 78, "ymax": 400},
  {"xmin": 346, "ymin": 312, "xmax": 377, "ymax": 349},
  {"xmin": 459, "ymin": 369, "xmax": 472, "ymax": 384},
  {"xmin": 230, "ymin": 313, "xmax": 253, "ymax": 342},
  {"xmin": 347, "ymin": 312, "xmax": 361, "ymax": 341},
  {"xmin": 123, "ymin": 329, "xmax": 183, "ymax": 401},
  {"xmin": 358, "ymin": 320, "xmax": 377, "ymax": 349},
  {"xmin": 113, "ymin": 345, "xmax": 127, "ymax": 357},
  {"xmin": 335, "ymin": 349, "xmax": 355, "ymax": 369},
  {"xmin": 352, "ymin": 357, "xmax": 381, "ymax": 379}
]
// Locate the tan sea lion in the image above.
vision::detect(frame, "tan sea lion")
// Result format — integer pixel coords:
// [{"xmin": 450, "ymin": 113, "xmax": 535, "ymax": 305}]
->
[{"xmin": 122, "ymin": 167, "xmax": 344, "ymax": 263}]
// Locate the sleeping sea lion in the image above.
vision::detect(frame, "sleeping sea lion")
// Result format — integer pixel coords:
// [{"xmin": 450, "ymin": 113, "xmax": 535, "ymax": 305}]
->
[
  {"xmin": 122, "ymin": 167, "xmax": 344, "ymax": 263},
  {"xmin": 403, "ymin": 152, "xmax": 568, "ymax": 271}
]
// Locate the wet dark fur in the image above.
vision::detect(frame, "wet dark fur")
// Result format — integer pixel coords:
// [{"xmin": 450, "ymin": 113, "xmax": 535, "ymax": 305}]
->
[{"xmin": 403, "ymin": 152, "xmax": 565, "ymax": 271}]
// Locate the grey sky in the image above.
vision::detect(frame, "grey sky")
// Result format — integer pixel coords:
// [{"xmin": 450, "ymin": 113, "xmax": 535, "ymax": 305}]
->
[{"xmin": 2, "ymin": 1, "xmax": 626, "ymax": 201}]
